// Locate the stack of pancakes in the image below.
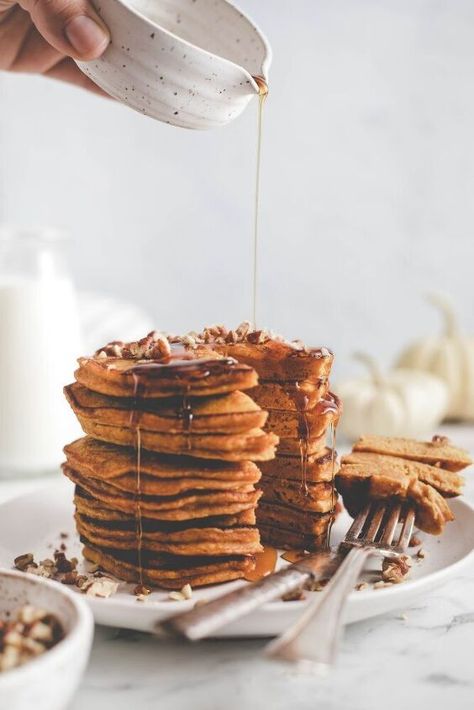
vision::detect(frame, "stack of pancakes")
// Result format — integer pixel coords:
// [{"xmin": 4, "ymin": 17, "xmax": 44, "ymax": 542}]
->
[
  {"xmin": 62, "ymin": 336, "xmax": 277, "ymax": 589},
  {"xmin": 169, "ymin": 325, "xmax": 343, "ymax": 551}
]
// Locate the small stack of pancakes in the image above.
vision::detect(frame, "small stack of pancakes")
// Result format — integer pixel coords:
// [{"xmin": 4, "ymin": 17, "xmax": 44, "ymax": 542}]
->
[
  {"xmin": 337, "ymin": 435, "xmax": 471, "ymax": 534},
  {"xmin": 62, "ymin": 333, "xmax": 277, "ymax": 589},
  {"xmin": 168, "ymin": 324, "xmax": 342, "ymax": 551}
]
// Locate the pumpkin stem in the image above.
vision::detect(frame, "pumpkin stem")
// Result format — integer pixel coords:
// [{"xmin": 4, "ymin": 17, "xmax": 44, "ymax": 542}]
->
[
  {"xmin": 353, "ymin": 352, "xmax": 385, "ymax": 386},
  {"xmin": 427, "ymin": 293, "xmax": 460, "ymax": 338}
]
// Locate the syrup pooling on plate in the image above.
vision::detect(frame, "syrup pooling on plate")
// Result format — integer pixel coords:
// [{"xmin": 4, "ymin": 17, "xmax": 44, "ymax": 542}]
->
[
  {"xmin": 244, "ymin": 545, "xmax": 277, "ymax": 582},
  {"xmin": 251, "ymin": 75, "xmax": 268, "ymax": 329}
]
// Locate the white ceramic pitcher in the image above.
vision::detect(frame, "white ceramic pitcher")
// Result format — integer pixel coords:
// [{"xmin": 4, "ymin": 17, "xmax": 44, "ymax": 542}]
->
[{"xmin": 77, "ymin": 0, "xmax": 271, "ymax": 129}]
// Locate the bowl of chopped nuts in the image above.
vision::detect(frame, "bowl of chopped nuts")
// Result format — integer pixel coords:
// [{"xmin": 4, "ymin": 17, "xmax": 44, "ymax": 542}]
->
[{"xmin": 0, "ymin": 569, "xmax": 94, "ymax": 710}]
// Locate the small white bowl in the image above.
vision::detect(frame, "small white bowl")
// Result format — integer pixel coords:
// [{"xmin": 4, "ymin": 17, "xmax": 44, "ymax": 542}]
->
[
  {"xmin": 0, "ymin": 570, "xmax": 94, "ymax": 710},
  {"xmin": 77, "ymin": 0, "xmax": 271, "ymax": 129}
]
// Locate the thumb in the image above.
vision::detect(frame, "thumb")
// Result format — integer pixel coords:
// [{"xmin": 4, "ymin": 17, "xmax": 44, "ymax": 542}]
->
[{"xmin": 18, "ymin": 0, "xmax": 110, "ymax": 60}]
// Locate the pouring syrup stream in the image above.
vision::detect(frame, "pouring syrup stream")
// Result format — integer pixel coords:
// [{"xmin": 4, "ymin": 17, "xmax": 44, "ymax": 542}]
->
[{"xmin": 252, "ymin": 76, "xmax": 268, "ymax": 329}]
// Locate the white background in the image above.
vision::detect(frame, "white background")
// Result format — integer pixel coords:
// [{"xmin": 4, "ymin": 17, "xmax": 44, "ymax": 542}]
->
[{"xmin": 1, "ymin": 0, "xmax": 473, "ymax": 378}]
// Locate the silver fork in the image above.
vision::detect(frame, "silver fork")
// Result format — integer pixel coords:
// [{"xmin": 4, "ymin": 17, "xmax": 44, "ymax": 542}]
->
[{"xmin": 265, "ymin": 500, "xmax": 415, "ymax": 671}]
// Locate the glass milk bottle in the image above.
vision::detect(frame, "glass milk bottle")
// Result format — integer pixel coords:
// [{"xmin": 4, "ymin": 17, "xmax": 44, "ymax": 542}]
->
[{"xmin": 0, "ymin": 227, "xmax": 83, "ymax": 477}]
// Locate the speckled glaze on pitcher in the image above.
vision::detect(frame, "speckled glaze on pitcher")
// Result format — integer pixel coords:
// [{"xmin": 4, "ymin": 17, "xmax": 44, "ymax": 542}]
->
[{"xmin": 77, "ymin": 0, "xmax": 272, "ymax": 129}]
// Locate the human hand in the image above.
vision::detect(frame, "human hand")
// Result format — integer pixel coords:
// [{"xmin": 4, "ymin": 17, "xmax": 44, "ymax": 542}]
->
[{"xmin": 0, "ymin": 0, "xmax": 110, "ymax": 92}]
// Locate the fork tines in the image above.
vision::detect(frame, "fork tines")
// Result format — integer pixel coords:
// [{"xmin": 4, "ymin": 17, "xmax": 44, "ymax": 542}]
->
[{"xmin": 344, "ymin": 500, "xmax": 415, "ymax": 553}]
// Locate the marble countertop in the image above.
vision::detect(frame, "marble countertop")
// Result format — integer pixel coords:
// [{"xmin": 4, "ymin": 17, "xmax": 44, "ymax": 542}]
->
[{"xmin": 1, "ymin": 425, "xmax": 473, "ymax": 710}]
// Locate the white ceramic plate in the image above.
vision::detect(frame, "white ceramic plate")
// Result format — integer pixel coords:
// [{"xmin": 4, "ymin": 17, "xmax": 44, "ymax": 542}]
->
[{"xmin": 0, "ymin": 479, "xmax": 473, "ymax": 638}]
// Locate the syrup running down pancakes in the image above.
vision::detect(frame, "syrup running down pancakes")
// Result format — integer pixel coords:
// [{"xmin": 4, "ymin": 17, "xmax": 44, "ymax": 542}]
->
[{"xmin": 166, "ymin": 324, "xmax": 342, "ymax": 552}]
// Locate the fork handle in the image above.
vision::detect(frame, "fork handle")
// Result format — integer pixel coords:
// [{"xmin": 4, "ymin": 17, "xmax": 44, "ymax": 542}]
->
[
  {"xmin": 265, "ymin": 547, "xmax": 371, "ymax": 669},
  {"xmin": 159, "ymin": 552, "xmax": 338, "ymax": 641}
]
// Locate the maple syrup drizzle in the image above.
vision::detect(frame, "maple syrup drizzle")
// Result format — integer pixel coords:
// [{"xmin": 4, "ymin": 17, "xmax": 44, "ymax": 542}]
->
[
  {"xmin": 283, "ymin": 381, "xmax": 311, "ymax": 496},
  {"xmin": 130, "ymin": 372, "xmax": 145, "ymax": 587},
  {"xmin": 244, "ymin": 546, "xmax": 277, "ymax": 582},
  {"xmin": 126, "ymin": 356, "xmax": 241, "ymax": 588},
  {"xmin": 251, "ymin": 75, "xmax": 268, "ymax": 329},
  {"xmin": 181, "ymin": 386, "xmax": 193, "ymax": 452},
  {"xmin": 326, "ymin": 420, "xmax": 338, "ymax": 549},
  {"xmin": 130, "ymin": 356, "xmax": 239, "ymax": 381},
  {"xmin": 135, "ymin": 426, "xmax": 144, "ymax": 586}
]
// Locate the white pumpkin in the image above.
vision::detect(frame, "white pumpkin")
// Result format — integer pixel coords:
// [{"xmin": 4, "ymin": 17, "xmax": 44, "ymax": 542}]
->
[
  {"xmin": 336, "ymin": 353, "xmax": 449, "ymax": 441},
  {"xmin": 397, "ymin": 294, "xmax": 474, "ymax": 420}
]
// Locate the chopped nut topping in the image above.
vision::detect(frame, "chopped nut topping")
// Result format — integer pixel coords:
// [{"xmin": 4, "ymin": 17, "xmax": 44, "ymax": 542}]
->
[
  {"xmin": 54, "ymin": 550, "xmax": 76, "ymax": 573},
  {"xmin": 14, "ymin": 553, "xmax": 34, "ymax": 571},
  {"xmin": 96, "ymin": 323, "xmax": 330, "ymax": 358},
  {"xmin": 356, "ymin": 582, "xmax": 369, "ymax": 591},
  {"xmin": 27, "ymin": 563, "xmax": 55, "ymax": 579},
  {"xmin": 281, "ymin": 589, "xmax": 306, "ymax": 602},
  {"xmin": 0, "ymin": 605, "xmax": 63, "ymax": 673},
  {"xmin": 84, "ymin": 577, "xmax": 119, "ymax": 598},
  {"xmin": 95, "ymin": 331, "xmax": 171, "ymax": 361},
  {"xmin": 180, "ymin": 584, "xmax": 193, "ymax": 600},
  {"xmin": 59, "ymin": 571, "xmax": 79, "ymax": 585},
  {"xmin": 13, "ymin": 552, "xmax": 120, "ymax": 599},
  {"xmin": 417, "ymin": 548, "xmax": 426, "ymax": 559},
  {"xmin": 225, "ymin": 329, "xmax": 238, "ymax": 344},
  {"xmin": 247, "ymin": 329, "xmax": 268, "ymax": 345},
  {"xmin": 168, "ymin": 584, "xmax": 193, "ymax": 602},
  {"xmin": 168, "ymin": 321, "xmax": 314, "ymax": 352},
  {"xmin": 382, "ymin": 555, "xmax": 412, "ymax": 584}
]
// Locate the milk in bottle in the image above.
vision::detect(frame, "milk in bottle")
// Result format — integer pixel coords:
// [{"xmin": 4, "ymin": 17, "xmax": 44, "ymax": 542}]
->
[{"xmin": 0, "ymin": 228, "xmax": 82, "ymax": 476}]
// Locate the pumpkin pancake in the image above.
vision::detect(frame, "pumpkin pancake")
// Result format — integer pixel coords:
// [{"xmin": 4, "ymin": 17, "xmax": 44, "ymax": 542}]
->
[
  {"xmin": 76, "ymin": 350, "xmax": 257, "ymax": 399},
  {"xmin": 250, "ymin": 379, "xmax": 329, "ymax": 411},
  {"xmin": 65, "ymin": 445, "xmax": 261, "ymax": 496},
  {"xmin": 336, "ymin": 463, "xmax": 454, "ymax": 535},
  {"xmin": 74, "ymin": 487, "xmax": 257, "ymax": 527},
  {"xmin": 256, "ymin": 500, "xmax": 334, "ymax": 537},
  {"xmin": 65, "ymin": 437, "xmax": 261, "ymax": 483},
  {"xmin": 258, "ymin": 524, "xmax": 329, "ymax": 552},
  {"xmin": 276, "ymin": 433, "xmax": 327, "ymax": 457},
  {"xmin": 63, "ymin": 465, "xmax": 262, "ymax": 520},
  {"xmin": 259, "ymin": 476, "xmax": 336, "ymax": 514},
  {"xmin": 65, "ymin": 383, "xmax": 267, "ymax": 434},
  {"xmin": 76, "ymin": 469, "xmax": 259, "ymax": 496},
  {"xmin": 82, "ymin": 542, "xmax": 255, "ymax": 588},
  {"xmin": 259, "ymin": 448, "xmax": 336, "ymax": 483},
  {"xmin": 265, "ymin": 393, "xmax": 341, "ymax": 438},
  {"xmin": 341, "ymin": 451, "xmax": 464, "ymax": 497},
  {"xmin": 75, "ymin": 513, "xmax": 261, "ymax": 556},
  {"xmin": 75, "ymin": 416, "xmax": 278, "ymax": 462},
  {"xmin": 352, "ymin": 435, "xmax": 472, "ymax": 472},
  {"xmin": 205, "ymin": 339, "xmax": 333, "ymax": 381}
]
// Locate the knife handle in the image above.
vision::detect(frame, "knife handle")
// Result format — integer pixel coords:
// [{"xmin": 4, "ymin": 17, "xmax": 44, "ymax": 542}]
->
[{"xmin": 159, "ymin": 552, "xmax": 337, "ymax": 641}]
